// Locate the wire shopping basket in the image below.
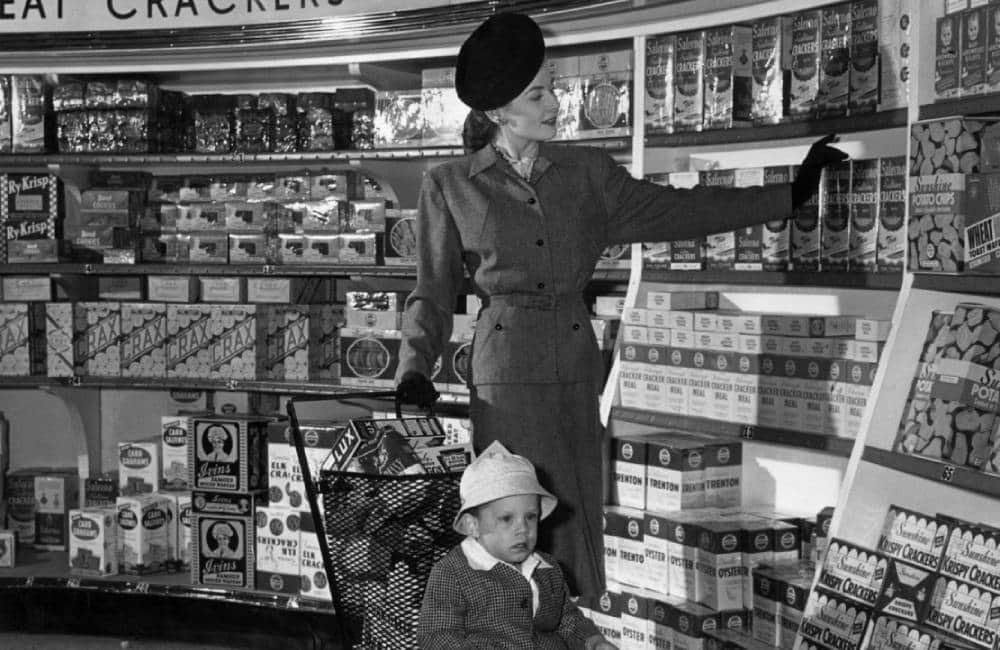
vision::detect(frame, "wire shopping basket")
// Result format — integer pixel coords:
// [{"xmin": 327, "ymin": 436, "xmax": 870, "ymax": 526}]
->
[{"xmin": 286, "ymin": 391, "xmax": 465, "ymax": 650}]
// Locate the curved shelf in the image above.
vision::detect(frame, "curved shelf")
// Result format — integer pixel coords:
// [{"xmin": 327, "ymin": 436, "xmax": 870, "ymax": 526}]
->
[
  {"xmin": 0, "ymin": 262, "xmax": 420, "ymax": 278},
  {"xmin": 862, "ymin": 446, "xmax": 1000, "ymax": 499},
  {"xmin": 0, "ymin": 550, "xmax": 333, "ymax": 614},
  {"xmin": 644, "ymin": 109, "xmax": 907, "ymax": 148},
  {"xmin": 611, "ymin": 406, "xmax": 856, "ymax": 457},
  {"xmin": 911, "ymin": 272, "xmax": 1000, "ymax": 297},
  {"xmin": 641, "ymin": 269, "xmax": 902, "ymax": 290},
  {"xmin": 920, "ymin": 94, "xmax": 1000, "ymax": 121}
]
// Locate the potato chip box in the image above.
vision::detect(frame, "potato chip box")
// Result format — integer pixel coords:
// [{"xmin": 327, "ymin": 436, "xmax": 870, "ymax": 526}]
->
[
  {"xmin": 255, "ymin": 506, "xmax": 301, "ymax": 595},
  {"xmin": 878, "ymin": 505, "xmax": 949, "ymax": 572},
  {"xmin": 339, "ymin": 327, "xmax": 401, "ymax": 389},
  {"xmin": 118, "ymin": 440, "xmax": 160, "ymax": 496},
  {"xmin": 703, "ymin": 24, "xmax": 753, "ymax": 130},
  {"xmin": 299, "ymin": 510, "xmax": 331, "ymax": 601},
  {"xmin": 34, "ymin": 471, "xmax": 78, "ymax": 551},
  {"xmin": 148, "ymin": 275, "xmax": 199, "ymax": 303},
  {"xmin": 120, "ymin": 302, "xmax": 166, "ymax": 378},
  {"xmin": 117, "ymin": 494, "xmax": 169, "ymax": 575},
  {"xmin": 68, "ymin": 507, "xmax": 117, "ymax": 576},
  {"xmin": 1, "ymin": 276, "xmax": 50, "ymax": 301},
  {"xmin": 789, "ymin": 9, "xmax": 823, "ymax": 119},
  {"xmin": 188, "ymin": 415, "xmax": 270, "ymax": 492},
  {"xmin": 908, "ymin": 173, "xmax": 967, "ymax": 272}
]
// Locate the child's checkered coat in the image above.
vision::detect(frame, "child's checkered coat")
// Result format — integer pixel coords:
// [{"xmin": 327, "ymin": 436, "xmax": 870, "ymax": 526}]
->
[{"xmin": 417, "ymin": 544, "xmax": 604, "ymax": 649}]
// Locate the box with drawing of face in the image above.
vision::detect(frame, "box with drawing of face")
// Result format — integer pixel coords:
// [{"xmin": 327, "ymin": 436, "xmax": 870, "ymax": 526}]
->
[{"xmin": 188, "ymin": 415, "xmax": 270, "ymax": 493}]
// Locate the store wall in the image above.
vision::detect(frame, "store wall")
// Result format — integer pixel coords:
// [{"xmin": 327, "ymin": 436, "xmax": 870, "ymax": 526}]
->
[{"xmin": 0, "ymin": 390, "xmax": 96, "ymax": 471}]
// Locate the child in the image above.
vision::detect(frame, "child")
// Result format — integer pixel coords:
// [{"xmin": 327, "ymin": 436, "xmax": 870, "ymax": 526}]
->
[{"xmin": 417, "ymin": 441, "xmax": 617, "ymax": 649}]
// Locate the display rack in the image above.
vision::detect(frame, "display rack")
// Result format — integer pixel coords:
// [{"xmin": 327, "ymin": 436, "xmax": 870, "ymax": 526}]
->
[{"xmin": 640, "ymin": 269, "xmax": 902, "ymax": 290}]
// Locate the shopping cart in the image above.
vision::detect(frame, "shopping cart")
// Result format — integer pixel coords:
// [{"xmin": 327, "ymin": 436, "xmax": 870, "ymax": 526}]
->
[{"xmin": 286, "ymin": 391, "xmax": 465, "ymax": 650}]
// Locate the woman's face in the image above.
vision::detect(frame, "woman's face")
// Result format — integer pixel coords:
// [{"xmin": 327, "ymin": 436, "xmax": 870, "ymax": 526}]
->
[
  {"xmin": 494, "ymin": 65, "xmax": 560, "ymax": 145},
  {"xmin": 469, "ymin": 494, "xmax": 540, "ymax": 566}
]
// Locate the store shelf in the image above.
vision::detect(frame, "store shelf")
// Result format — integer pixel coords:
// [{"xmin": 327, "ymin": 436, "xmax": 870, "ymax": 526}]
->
[
  {"xmin": 0, "ymin": 549, "xmax": 334, "ymax": 614},
  {"xmin": 0, "ymin": 263, "xmax": 419, "ymax": 278},
  {"xmin": 0, "ymin": 137, "xmax": 630, "ymax": 169},
  {"xmin": 644, "ymin": 109, "xmax": 907, "ymax": 148},
  {"xmin": 919, "ymin": 94, "xmax": 1000, "ymax": 120},
  {"xmin": 610, "ymin": 406, "xmax": 856, "ymax": 456},
  {"xmin": 911, "ymin": 272, "xmax": 1000, "ymax": 297},
  {"xmin": 862, "ymin": 446, "xmax": 1000, "ymax": 499},
  {"xmin": 641, "ymin": 269, "xmax": 902, "ymax": 290}
]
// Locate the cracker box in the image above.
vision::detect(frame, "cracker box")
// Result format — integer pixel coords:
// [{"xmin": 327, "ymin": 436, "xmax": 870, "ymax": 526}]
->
[
  {"xmin": 849, "ymin": 0, "xmax": 880, "ymax": 114},
  {"xmin": 209, "ymin": 304, "xmax": 257, "ymax": 381},
  {"xmin": 84, "ymin": 474, "xmax": 118, "ymax": 508},
  {"xmin": 255, "ymin": 506, "xmax": 301, "ymax": 595},
  {"xmin": 34, "ymin": 471, "xmax": 77, "ymax": 551},
  {"xmin": 667, "ymin": 515, "xmax": 702, "ymax": 601},
  {"xmin": 877, "ymin": 156, "xmax": 907, "ymax": 272},
  {"xmin": 644, "ymin": 512, "xmax": 671, "ymax": 595},
  {"xmin": 908, "ymin": 174, "xmax": 967, "ymax": 272},
  {"xmin": 878, "ymin": 506, "xmax": 949, "ymax": 572},
  {"xmin": 700, "ymin": 170, "xmax": 736, "ymax": 269},
  {"xmin": 299, "ymin": 512, "xmax": 331, "ymax": 601},
  {"xmin": 2, "ymin": 276, "xmax": 50, "ymax": 301},
  {"xmin": 849, "ymin": 158, "xmax": 880, "ymax": 271},
  {"xmin": 246, "ymin": 277, "xmax": 336, "ymax": 304},
  {"xmin": 6, "ymin": 470, "xmax": 35, "ymax": 544},
  {"xmin": 166, "ymin": 304, "xmax": 214, "ymax": 379},
  {"xmin": 822, "ymin": 161, "xmax": 852, "ymax": 271},
  {"xmin": 118, "ymin": 440, "xmax": 160, "ymax": 496},
  {"xmin": 148, "ymin": 276, "xmax": 199, "ymax": 303},
  {"xmin": 663, "ymin": 347, "xmax": 692, "ymax": 416},
  {"xmin": 879, "ymin": 0, "xmax": 912, "ymax": 110},
  {"xmin": 189, "ymin": 415, "xmax": 270, "ymax": 493},
  {"xmin": 266, "ymin": 420, "xmax": 347, "ymax": 512},
  {"xmin": 797, "ymin": 589, "xmax": 871, "ymax": 650},
  {"xmin": 68, "ymin": 507, "xmax": 117, "ymax": 576},
  {"xmin": 687, "ymin": 350, "xmax": 714, "ymax": 420},
  {"xmin": 925, "ymin": 577, "xmax": 1000, "ymax": 649},
  {"xmin": 578, "ymin": 51, "xmax": 632, "ymax": 139},
  {"xmin": 752, "ymin": 17, "xmax": 791, "ymax": 126},
  {"xmin": 72, "ymin": 301, "xmax": 121, "ymax": 377},
  {"xmin": 645, "ymin": 434, "xmax": 706, "ymax": 512},
  {"xmin": 789, "ymin": 10, "xmax": 823, "ymax": 119},
  {"xmin": 965, "ymin": 171, "xmax": 1000, "ymax": 272},
  {"xmin": 761, "ymin": 166, "xmax": 792, "ymax": 271},
  {"xmin": 592, "ymin": 591, "xmax": 624, "ymax": 647},
  {"xmin": 672, "ymin": 598, "xmax": 719, "ymax": 650},
  {"xmin": 604, "ymin": 508, "xmax": 625, "ymax": 584},
  {"xmin": 674, "ymin": 30, "xmax": 706, "ymax": 132},
  {"xmin": 791, "ymin": 165, "xmax": 822, "ymax": 270},
  {"xmin": 646, "ymin": 34, "xmax": 676, "ymax": 135},
  {"xmin": 548, "ymin": 55, "xmax": 582, "ymax": 142},
  {"xmin": 696, "ymin": 521, "xmax": 746, "ymax": 611},
  {"xmin": 816, "ymin": 539, "xmax": 888, "ymax": 607},
  {"xmin": 0, "ymin": 529, "xmax": 14, "ymax": 567},
  {"xmin": 228, "ymin": 233, "xmax": 269, "ymax": 264},
  {"xmin": 192, "ymin": 512, "xmax": 254, "ymax": 590},
  {"xmin": 620, "ymin": 592, "xmax": 652, "ymax": 650},
  {"xmin": 10, "ymin": 77, "xmax": 49, "ymax": 152},
  {"xmin": 339, "ymin": 327, "xmax": 402, "ymax": 389},
  {"xmin": 0, "ymin": 302, "xmax": 46, "ymax": 376},
  {"xmin": 200, "ymin": 277, "xmax": 244, "ymax": 303},
  {"xmin": 779, "ymin": 571, "xmax": 812, "ymax": 650},
  {"xmin": 703, "ymin": 25, "xmax": 753, "ymax": 130},
  {"xmin": 120, "ymin": 302, "xmax": 166, "ymax": 378},
  {"xmin": 177, "ymin": 493, "xmax": 192, "ymax": 569},
  {"xmin": 940, "ymin": 521, "xmax": 1000, "ymax": 594},
  {"xmin": 867, "ymin": 616, "xmax": 954, "ymax": 650},
  {"xmin": 612, "ymin": 437, "xmax": 648, "ymax": 510},
  {"xmin": 963, "ymin": 6, "xmax": 989, "ymax": 96},
  {"xmin": 817, "ymin": 3, "xmax": 852, "ymax": 118},
  {"xmin": 874, "ymin": 559, "xmax": 934, "ymax": 622},
  {"xmin": 937, "ymin": 14, "xmax": 961, "ymax": 100},
  {"xmin": 702, "ymin": 441, "xmax": 741, "ymax": 509},
  {"xmin": 116, "ymin": 494, "xmax": 169, "ymax": 575},
  {"xmin": 619, "ymin": 508, "xmax": 647, "ymax": 589},
  {"xmin": 989, "ymin": 4, "xmax": 1000, "ymax": 93},
  {"xmin": 420, "ymin": 67, "xmax": 465, "ymax": 147},
  {"xmin": 752, "ymin": 567, "xmax": 782, "ymax": 647}
]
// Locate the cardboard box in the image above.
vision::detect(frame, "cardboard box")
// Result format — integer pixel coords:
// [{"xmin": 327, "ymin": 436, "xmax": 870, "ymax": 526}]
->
[
  {"xmin": 299, "ymin": 512, "xmax": 331, "ymax": 601},
  {"xmin": 255, "ymin": 506, "xmax": 301, "ymax": 595},
  {"xmin": 674, "ymin": 31, "xmax": 706, "ymax": 132},
  {"xmin": 646, "ymin": 34, "xmax": 676, "ymax": 135},
  {"xmin": 849, "ymin": 158, "xmax": 880, "ymax": 271},
  {"xmin": 798, "ymin": 589, "xmax": 871, "ymax": 650},
  {"xmin": 188, "ymin": 415, "xmax": 270, "ymax": 492},
  {"xmin": 120, "ymin": 302, "xmax": 166, "ymax": 378},
  {"xmin": 200, "ymin": 277, "xmax": 244, "ymax": 303},
  {"xmin": 645, "ymin": 434, "xmax": 706, "ymax": 512},
  {"xmin": 34, "ymin": 471, "xmax": 77, "ymax": 551},
  {"xmin": 925, "ymin": 577, "xmax": 1000, "ymax": 648},
  {"xmin": 789, "ymin": 10, "xmax": 823, "ymax": 119},
  {"xmin": 988, "ymin": 4, "xmax": 1000, "ymax": 93},
  {"xmin": 877, "ymin": 505, "xmax": 949, "ymax": 572},
  {"xmin": 752, "ymin": 17, "xmax": 791, "ymax": 126},
  {"xmin": 791, "ymin": 166, "xmax": 821, "ymax": 270},
  {"xmin": 818, "ymin": 3, "xmax": 852, "ymax": 118},
  {"xmin": 703, "ymin": 25, "xmax": 753, "ymax": 130},
  {"xmin": 339, "ymin": 327, "xmax": 401, "ymax": 389},
  {"xmin": 116, "ymin": 494, "xmax": 169, "ymax": 574},
  {"xmin": 118, "ymin": 440, "xmax": 160, "ymax": 496},
  {"xmin": 209, "ymin": 304, "xmax": 257, "ymax": 381},
  {"xmin": 0, "ymin": 303, "xmax": 46, "ymax": 376},
  {"xmin": 6, "ymin": 470, "xmax": 35, "ymax": 544},
  {"xmin": 68, "ymin": 507, "xmax": 117, "ymax": 576},
  {"xmin": 161, "ymin": 416, "xmax": 191, "ymax": 490},
  {"xmin": 578, "ymin": 51, "xmax": 633, "ymax": 139},
  {"xmin": 192, "ymin": 509, "xmax": 255, "ymax": 590},
  {"xmin": 962, "ymin": 6, "xmax": 989, "ymax": 96},
  {"xmin": 2, "ymin": 276, "xmax": 50, "ymax": 301},
  {"xmin": 822, "ymin": 161, "xmax": 852, "ymax": 271},
  {"xmin": 877, "ymin": 156, "xmax": 907, "ymax": 271},
  {"xmin": 849, "ymin": 0, "xmax": 880, "ymax": 114},
  {"xmin": 879, "ymin": 0, "xmax": 912, "ymax": 110},
  {"xmin": 937, "ymin": 14, "xmax": 962, "ymax": 100},
  {"xmin": 816, "ymin": 538, "xmax": 887, "ymax": 607},
  {"xmin": 148, "ymin": 276, "xmax": 199, "ymax": 303},
  {"xmin": 166, "ymin": 304, "xmax": 214, "ymax": 379}
]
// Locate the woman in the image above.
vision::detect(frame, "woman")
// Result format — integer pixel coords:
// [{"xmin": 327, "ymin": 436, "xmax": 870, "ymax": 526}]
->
[{"xmin": 396, "ymin": 12, "xmax": 846, "ymax": 598}]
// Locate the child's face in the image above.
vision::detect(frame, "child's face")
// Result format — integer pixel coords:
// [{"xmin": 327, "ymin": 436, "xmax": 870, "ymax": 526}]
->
[{"xmin": 471, "ymin": 494, "xmax": 540, "ymax": 566}]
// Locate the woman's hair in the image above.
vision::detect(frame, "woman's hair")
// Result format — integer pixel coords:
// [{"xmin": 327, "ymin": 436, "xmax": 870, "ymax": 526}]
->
[{"xmin": 462, "ymin": 109, "xmax": 498, "ymax": 154}]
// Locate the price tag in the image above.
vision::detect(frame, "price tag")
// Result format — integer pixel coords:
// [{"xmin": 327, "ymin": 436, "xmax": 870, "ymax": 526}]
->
[
  {"xmin": 286, "ymin": 596, "xmax": 300, "ymax": 610},
  {"xmin": 262, "ymin": 265, "xmax": 275, "ymax": 275},
  {"xmin": 133, "ymin": 581, "xmax": 150, "ymax": 594},
  {"xmin": 940, "ymin": 465, "xmax": 956, "ymax": 483},
  {"xmin": 66, "ymin": 577, "xmax": 81, "ymax": 589},
  {"xmin": 24, "ymin": 576, "xmax": 34, "ymax": 587},
  {"xmin": 741, "ymin": 426, "xmax": 754, "ymax": 440}
]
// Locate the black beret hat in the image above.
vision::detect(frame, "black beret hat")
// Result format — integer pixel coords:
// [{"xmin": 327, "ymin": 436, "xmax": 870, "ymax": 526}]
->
[{"xmin": 455, "ymin": 13, "xmax": 546, "ymax": 111}]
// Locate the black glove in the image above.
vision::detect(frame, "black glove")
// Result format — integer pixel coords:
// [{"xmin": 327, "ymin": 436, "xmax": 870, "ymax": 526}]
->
[
  {"xmin": 791, "ymin": 134, "xmax": 849, "ymax": 209},
  {"xmin": 396, "ymin": 370, "xmax": 439, "ymax": 409}
]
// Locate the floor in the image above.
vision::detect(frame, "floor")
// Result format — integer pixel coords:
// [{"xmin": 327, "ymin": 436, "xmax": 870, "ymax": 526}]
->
[{"xmin": 0, "ymin": 635, "xmax": 245, "ymax": 649}]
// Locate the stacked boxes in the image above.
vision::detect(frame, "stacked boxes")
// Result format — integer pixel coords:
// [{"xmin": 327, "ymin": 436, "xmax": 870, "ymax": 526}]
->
[{"xmin": 3, "ymin": 172, "xmax": 63, "ymax": 263}]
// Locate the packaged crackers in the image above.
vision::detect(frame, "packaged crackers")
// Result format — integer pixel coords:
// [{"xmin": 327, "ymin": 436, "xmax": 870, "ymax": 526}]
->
[
  {"xmin": 752, "ymin": 17, "xmax": 791, "ymax": 126},
  {"xmin": 817, "ymin": 3, "xmax": 852, "ymax": 118},
  {"xmin": 702, "ymin": 25, "xmax": 752, "ymax": 130},
  {"xmin": 674, "ymin": 31, "xmax": 705, "ymax": 132},
  {"xmin": 646, "ymin": 35, "xmax": 675, "ymax": 135},
  {"xmin": 789, "ymin": 10, "xmax": 823, "ymax": 119},
  {"xmin": 849, "ymin": 0, "xmax": 879, "ymax": 115}
]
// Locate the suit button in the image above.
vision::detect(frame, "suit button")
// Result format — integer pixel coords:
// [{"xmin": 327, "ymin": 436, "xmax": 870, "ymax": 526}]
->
[
  {"xmin": 536, "ymin": 239, "xmax": 544, "ymax": 247},
  {"xmin": 520, "ymin": 597, "xmax": 530, "ymax": 609},
  {"xmin": 537, "ymin": 282, "xmax": 545, "ymax": 289},
  {"xmin": 495, "ymin": 324, "xmax": 502, "ymax": 331},
  {"xmin": 573, "ymin": 323, "xmax": 581, "ymax": 330},
  {"xmin": 527, "ymin": 197, "xmax": 537, "ymax": 205}
]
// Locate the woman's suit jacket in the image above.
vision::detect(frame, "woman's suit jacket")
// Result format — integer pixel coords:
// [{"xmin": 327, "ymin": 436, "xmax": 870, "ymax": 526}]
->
[{"xmin": 397, "ymin": 142, "xmax": 791, "ymax": 388}]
